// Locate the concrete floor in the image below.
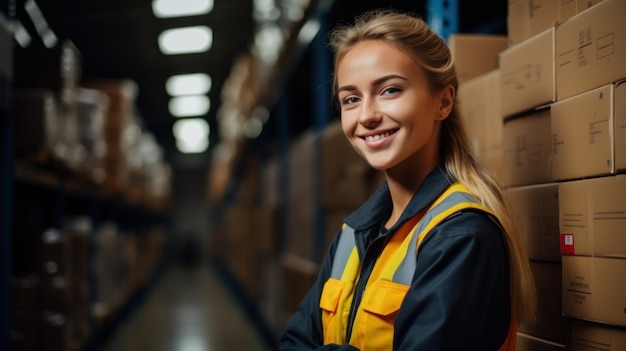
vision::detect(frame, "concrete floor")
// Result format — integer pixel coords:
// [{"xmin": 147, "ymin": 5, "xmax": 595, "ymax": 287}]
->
[{"xmin": 99, "ymin": 262, "xmax": 274, "ymax": 351}]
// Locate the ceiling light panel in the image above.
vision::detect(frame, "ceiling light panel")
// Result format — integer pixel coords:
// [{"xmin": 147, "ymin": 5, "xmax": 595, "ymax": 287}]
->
[
  {"xmin": 169, "ymin": 95, "xmax": 210, "ymax": 117},
  {"xmin": 173, "ymin": 118, "xmax": 210, "ymax": 153},
  {"xmin": 166, "ymin": 73, "xmax": 212, "ymax": 96},
  {"xmin": 152, "ymin": 0, "xmax": 214, "ymax": 18},
  {"xmin": 158, "ymin": 26, "xmax": 212, "ymax": 55}
]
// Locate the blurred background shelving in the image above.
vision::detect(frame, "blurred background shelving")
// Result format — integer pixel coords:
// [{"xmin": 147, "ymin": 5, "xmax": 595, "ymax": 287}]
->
[{"xmin": 14, "ymin": 1, "xmax": 615, "ymax": 350}]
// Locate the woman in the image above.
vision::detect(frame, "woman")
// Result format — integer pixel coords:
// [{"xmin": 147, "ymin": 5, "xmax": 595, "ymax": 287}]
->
[{"xmin": 280, "ymin": 9, "xmax": 536, "ymax": 351}]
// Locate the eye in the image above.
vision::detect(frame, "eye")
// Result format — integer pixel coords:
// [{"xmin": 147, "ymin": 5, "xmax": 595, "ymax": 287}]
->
[
  {"xmin": 382, "ymin": 86, "xmax": 402, "ymax": 96},
  {"xmin": 341, "ymin": 95, "xmax": 360, "ymax": 106}
]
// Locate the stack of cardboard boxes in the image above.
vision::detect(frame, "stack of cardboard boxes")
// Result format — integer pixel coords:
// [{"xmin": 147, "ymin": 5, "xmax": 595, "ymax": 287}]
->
[
  {"xmin": 551, "ymin": 0, "xmax": 626, "ymax": 348},
  {"xmin": 13, "ymin": 39, "xmax": 83, "ymax": 170},
  {"xmin": 459, "ymin": 0, "xmax": 626, "ymax": 349},
  {"xmin": 453, "ymin": 34, "xmax": 508, "ymax": 179},
  {"xmin": 499, "ymin": 3, "xmax": 563, "ymax": 347},
  {"xmin": 501, "ymin": 0, "xmax": 626, "ymax": 349},
  {"xmin": 12, "ymin": 40, "xmax": 172, "ymax": 209}
]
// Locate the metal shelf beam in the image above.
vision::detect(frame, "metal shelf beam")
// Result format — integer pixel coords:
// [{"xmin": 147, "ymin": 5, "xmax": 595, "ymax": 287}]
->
[{"xmin": 427, "ymin": 0, "xmax": 459, "ymax": 42}]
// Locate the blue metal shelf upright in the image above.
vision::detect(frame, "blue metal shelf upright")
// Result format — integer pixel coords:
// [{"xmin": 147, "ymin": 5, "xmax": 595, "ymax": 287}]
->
[{"xmin": 427, "ymin": 0, "xmax": 459, "ymax": 42}]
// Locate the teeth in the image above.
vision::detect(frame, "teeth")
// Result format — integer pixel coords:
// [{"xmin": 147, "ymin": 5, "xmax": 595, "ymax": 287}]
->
[{"xmin": 365, "ymin": 131, "xmax": 391, "ymax": 142}]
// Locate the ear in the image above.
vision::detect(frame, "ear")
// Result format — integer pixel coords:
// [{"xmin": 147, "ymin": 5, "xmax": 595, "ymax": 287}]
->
[{"xmin": 437, "ymin": 84, "xmax": 455, "ymax": 120}]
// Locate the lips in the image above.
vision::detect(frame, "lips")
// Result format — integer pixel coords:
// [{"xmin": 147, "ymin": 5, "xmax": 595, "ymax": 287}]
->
[
  {"xmin": 364, "ymin": 131, "xmax": 393, "ymax": 142},
  {"xmin": 359, "ymin": 129, "xmax": 398, "ymax": 146}
]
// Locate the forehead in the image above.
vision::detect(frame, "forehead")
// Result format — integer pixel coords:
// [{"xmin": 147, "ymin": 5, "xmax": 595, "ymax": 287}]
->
[
  {"xmin": 340, "ymin": 40, "xmax": 411, "ymax": 65},
  {"xmin": 337, "ymin": 40, "xmax": 425, "ymax": 83}
]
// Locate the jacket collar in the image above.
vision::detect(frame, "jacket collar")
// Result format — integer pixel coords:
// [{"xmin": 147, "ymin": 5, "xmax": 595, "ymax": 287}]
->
[{"xmin": 344, "ymin": 164, "xmax": 453, "ymax": 232}]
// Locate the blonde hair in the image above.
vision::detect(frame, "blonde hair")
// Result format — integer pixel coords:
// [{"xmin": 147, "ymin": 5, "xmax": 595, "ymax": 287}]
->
[{"xmin": 329, "ymin": 9, "xmax": 537, "ymax": 324}]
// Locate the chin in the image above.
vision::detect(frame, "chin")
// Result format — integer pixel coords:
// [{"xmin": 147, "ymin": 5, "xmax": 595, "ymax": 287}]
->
[{"xmin": 364, "ymin": 158, "xmax": 393, "ymax": 171}]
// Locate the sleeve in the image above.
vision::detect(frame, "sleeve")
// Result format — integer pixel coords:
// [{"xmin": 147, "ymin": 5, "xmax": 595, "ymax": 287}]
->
[
  {"xmin": 279, "ymin": 229, "xmax": 360, "ymax": 351},
  {"xmin": 393, "ymin": 211, "xmax": 512, "ymax": 351}
]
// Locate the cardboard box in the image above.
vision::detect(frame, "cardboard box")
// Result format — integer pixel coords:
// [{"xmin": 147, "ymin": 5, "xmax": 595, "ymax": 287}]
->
[
  {"xmin": 76, "ymin": 87, "xmax": 109, "ymax": 183},
  {"xmin": 519, "ymin": 262, "xmax": 569, "ymax": 344},
  {"xmin": 507, "ymin": 0, "xmax": 530, "ymax": 47},
  {"xmin": 83, "ymin": 79, "xmax": 138, "ymax": 131},
  {"xmin": 516, "ymin": 332, "xmax": 568, "ymax": 351},
  {"xmin": 559, "ymin": 175, "xmax": 626, "ymax": 258},
  {"xmin": 507, "ymin": 0, "xmax": 608, "ymax": 45},
  {"xmin": 321, "ymin": 120, "xmax": 379, "ymax": 209},
  {"xmin": 555, "ymin": 0, "xmax": 626, "ymax": 101},
  {"xmin": 257, "ymin": 256, "xmax": 284, "ymax": 334},
  {"xmin": 504, "ymin": 183, "xmax": 560, "ymax": 262},
  {"xmin": 500, "ymin": 28, "xmax": 555, "ymax": 118},
  {"xmin": 558, "ymin": 179, "xmax": 591, "ymax": 256},
  {"xmin": 527, "ymin": 0, "xmax": 560, "ymax": 34},
  {"xmin": 502, "ymin": 108, "xmax": 553, "ymax": 187},
  {"xmin": 251, "ymin": 205, "xmax": 277, "ymax": 256},
  {"xmin": 507, "ymin": 0, "xmax": 573, "ymax": 46},
  {"xmin": 551, "ymin": 81, "xmax": 626, "ymax": 181},
  {"xmin": 571, "ymin": 319, "xmax": 626, "ymax": 351},
  {"xmin": 281, "ymin": 253, "xmax": 319, "ymax": 322},
  {"xmin": 287, "ymin": 130, "xmax": 319, "ymax": 261},
  {"xmin": 448, "ymin": 34, "xmax": 507, "ymax": 85},
  {"xmin": 562, "ymin": 255, "xmax": 626, "ymax": 327},
  {"xmin": 457, "ymin": 70, "xmax": 503, "ymax": 179},
  {"xmin": 560, "ymin": 0, "xmax": 579, "ymax": 23},
  {"xmin": 587, "ymin": 175, "xmax": 626, "ymax": 258},
  {"xmin": 577, "ymin": 0, "xmax": 605, "ymax": 12}
]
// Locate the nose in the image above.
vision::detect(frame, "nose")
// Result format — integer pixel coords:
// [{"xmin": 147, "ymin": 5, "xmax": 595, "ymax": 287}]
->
[{"xmin": 358, "ymin": 97, "xmax": 382, "ymax": 127}]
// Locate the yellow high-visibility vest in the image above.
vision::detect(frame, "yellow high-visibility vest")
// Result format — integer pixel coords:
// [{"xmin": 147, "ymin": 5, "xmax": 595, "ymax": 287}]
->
[{"xmin": 319, "ymin": 183, "xmax": 516, "ymax": 350}]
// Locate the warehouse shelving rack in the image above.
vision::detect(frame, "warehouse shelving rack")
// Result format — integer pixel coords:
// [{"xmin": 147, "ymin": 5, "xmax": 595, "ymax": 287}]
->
[
  {"xmin": 1, "ymin": 2, "xmax": 14, "ymax": 351},
  {"xmin": 0, "ymin": 0, "xmax": 177, "ymax": 348}
]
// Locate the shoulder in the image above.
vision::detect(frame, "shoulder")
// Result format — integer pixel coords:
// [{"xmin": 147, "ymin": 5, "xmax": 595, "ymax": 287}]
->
[{"xmin": 421, "ymin": 209, "xmax": 507, "ymax": 258}]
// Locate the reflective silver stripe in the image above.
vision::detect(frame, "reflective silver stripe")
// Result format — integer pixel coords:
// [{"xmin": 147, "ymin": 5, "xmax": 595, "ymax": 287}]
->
[
  {"xmin": 330, "ymin": 225, "xmax": 357, "ymax": 279},
  {"xmin": 393, "ymin": 191, "xmax": 481, "ymax": 285}
]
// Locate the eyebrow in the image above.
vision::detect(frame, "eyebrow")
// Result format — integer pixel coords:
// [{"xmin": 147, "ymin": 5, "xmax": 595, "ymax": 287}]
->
[{"xmin": 337, "ymin": 74, "xmax": 408, "ymax": 94}]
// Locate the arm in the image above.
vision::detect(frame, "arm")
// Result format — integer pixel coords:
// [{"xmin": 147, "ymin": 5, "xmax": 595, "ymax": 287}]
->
[
  {"xmin": 279, "ymin": 230, "xmax": 360, "ymax": 351},
  {"xmin": 393, "ymin": 211, "xmax": 511, "ymax": 351}
]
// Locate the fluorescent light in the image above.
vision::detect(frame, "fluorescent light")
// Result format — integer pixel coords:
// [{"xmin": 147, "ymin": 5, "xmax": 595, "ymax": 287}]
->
[
  {"xmin": 152, "ymin": 0, "xmax": 213, "ymax": 18},
  {"xmin": 12, "ymin": 20, "xmax": 33, "ymax": 47},
  {"xmin": 169, "ymin": 95, "xmax": 210, "ymax": 117},
  {"xmin": 176, "ymin": 137, "xmax": 209, "ymax": 153},
  {"xmin": 24, "ymin": 0, "xmax": 57, "ymax": 48},
  {"xmin": 158, "ymin": 26, "xmax": 212, "ymax": 55},
  {"xmin": 166, "ymin": 73, "xmax": 212, "ymax": 96},
  {"xmin": 297, "ymin": 19, "xmax": 320, "ymax": 45},
  {"xmin": 173, "ymin": 118, "xmax": 210, "ymax": 153}
]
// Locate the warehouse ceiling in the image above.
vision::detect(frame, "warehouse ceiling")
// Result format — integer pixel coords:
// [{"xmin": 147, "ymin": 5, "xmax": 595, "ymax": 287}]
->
[{"xmin": 12, "ymin": 0, "xmax": 506, "ymax": 170}]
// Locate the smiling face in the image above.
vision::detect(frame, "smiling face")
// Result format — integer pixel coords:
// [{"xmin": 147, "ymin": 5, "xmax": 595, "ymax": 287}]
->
[{"xmin": 336, "ymin": 40, "xmax": 450, "ymax": 176}]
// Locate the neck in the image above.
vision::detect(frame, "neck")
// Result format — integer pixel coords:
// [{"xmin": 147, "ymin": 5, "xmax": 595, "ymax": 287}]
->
[{"xmin": 383, "ymin": 157, "xmax": 439, "ymax": 228}]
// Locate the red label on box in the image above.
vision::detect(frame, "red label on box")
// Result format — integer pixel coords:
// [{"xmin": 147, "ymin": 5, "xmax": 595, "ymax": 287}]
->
[{"xmin": 560, "ymin": 233, "xmax": 575, "ymax": 255}]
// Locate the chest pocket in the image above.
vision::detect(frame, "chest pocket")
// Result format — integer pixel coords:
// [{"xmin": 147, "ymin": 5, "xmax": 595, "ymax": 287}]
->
[
  {"xmin": 351, "ymin": 280, "xmax": 409, "ymax": 350},
  {"xmin": 320, "ymin": 278, "xmax": 354, "ymax": 345}
]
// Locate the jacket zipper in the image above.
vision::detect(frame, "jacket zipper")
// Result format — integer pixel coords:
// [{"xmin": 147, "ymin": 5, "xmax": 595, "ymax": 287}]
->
[{"xmin": 344, "ymin": 234, "xmax": 387, "ymax": 343}]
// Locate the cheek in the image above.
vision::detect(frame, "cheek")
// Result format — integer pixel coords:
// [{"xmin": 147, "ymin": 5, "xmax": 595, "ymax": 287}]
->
[
  {"xmin": 340, "ymin": 112, "xmax": 355, "ymax": 133},
  {"xmin": 392, "ymin": 100, "xmax": 437, "ymax": 125},
  {"xmin": 383, "ymin": 96, "xmax": 421, "ymax": 117}
]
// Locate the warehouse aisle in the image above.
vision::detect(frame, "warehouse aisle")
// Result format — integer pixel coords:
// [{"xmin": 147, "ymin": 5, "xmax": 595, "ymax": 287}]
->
[{"xmin": 99, "ymin": 260, "xmax": 274, "ymax": 351}]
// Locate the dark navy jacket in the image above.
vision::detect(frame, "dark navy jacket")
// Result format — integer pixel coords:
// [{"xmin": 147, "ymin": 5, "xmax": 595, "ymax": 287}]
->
[{"xmin": 280, "ymin": 165, "xmax": 511, "ymax": 350}]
